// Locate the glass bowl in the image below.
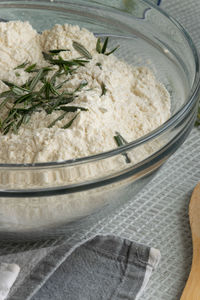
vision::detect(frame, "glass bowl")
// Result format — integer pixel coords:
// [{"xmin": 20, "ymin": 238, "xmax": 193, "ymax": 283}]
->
[{"xmin": 0, "ymin": 0, "xmax": 199, "ymax": 240}]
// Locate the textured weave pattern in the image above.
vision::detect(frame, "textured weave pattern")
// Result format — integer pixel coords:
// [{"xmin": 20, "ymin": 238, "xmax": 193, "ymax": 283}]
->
[{"xmin": 0, "ymin": 0, "xmax": 200, "ymax": 299}]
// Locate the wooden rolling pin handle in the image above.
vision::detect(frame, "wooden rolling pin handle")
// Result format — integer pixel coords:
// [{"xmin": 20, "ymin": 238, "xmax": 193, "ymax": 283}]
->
[{"xmin": 180, "ymin": 228, "xmax": 200, "ymax": 299}]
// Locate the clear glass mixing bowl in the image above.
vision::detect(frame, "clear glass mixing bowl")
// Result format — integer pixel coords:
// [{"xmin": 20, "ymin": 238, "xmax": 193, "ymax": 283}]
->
[{"xmin": 0, "ymin": 0, "xmax": 199, "ymax": 240}]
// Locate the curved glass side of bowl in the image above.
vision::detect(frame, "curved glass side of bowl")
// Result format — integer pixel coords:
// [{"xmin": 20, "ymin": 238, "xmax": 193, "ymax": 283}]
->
[{"xmin": 0, "ymin": 0, "xmax": 199, "ymax": 238}]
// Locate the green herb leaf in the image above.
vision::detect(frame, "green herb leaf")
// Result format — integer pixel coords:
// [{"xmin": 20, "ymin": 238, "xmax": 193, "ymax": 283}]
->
[
  {"xmin": 62, "ymin": 112, "xmax": 79, "ymax": 129},
  {"xmin": 59, "ymin": 106, "xmax": 88, "ymax": 112},
  {"xmin": 0, "ymin": 45, "xmax": 94, "ymax": 134},
  {"xmin": 48, "ymin": 111, "xmax": 67, "ymax": 128},
  {"xmin": 0, "ymin": 96, "xmax": 10, "ymax": 110},
  {"xmin": 74, "ymin": 80, "xmax": 88, "ymax": 92},
  {"xmin": 101, "ymin": 37, "xmax": 109, "ymax": 54},
  {"xmin": 55, "ymin": 79, "xmax": 69, "ymax": 90},
  {"xmin": 29, "ymin": 69, "xmax": 45, "ymax": 90},
  {"xmin": 96, "ymin": 38, "xmax": 102, "ymax": 54},
  {"xmin": 105, "ymin": 45, "xmax": 120, "ymax": 56},
  {"xmin": 25, "ymin": 63, "xmax": 37, "ymax": 73},
  {"xmin": 195, "ymin": 105, "xmax": 200, "ymax": 127},
  {"xmin": 73, "ymin": 41, "xmax": 92, "ymax": 60},
  {"xmin": 114, "ymin": 132, "xmax": 131, "ymax": 164},
  {"xmin": 101, "ymin": 82, "xmax": 107, "ymax": 96},
  {"xmin": 14, "ymin": 61, "xmax": 29, "ymax": 70},
  {"xmin": 42, "ymin": 51, "xmax": 52, "ymax": 61},
  {"xmin": 96, "ymin": 37, "xmax": 119, "ymax": 56},
  {"xmin": 49, "ymin": 49, "xmax": 69, "ymax": 54},
  {"xmin": 96, "ymin": 62, "xmax": 102, "ymax": 69},
  {"xmin": 14, "ymin": 93, "xmax": 32, "ymax": 105},
  {"xmin": 2, "ymin": 80, "xmax": 16, "ymax": 88}
]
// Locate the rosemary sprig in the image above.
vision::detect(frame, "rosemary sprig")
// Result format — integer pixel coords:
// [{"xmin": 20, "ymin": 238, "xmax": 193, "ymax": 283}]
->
[
  {"xmin": 96, "ymin": 37, "xmax": 119, "ymax": 56},
  {"xmin": 0, "ymin": 43, "xmax": 93, "ymax": 135},
  {"xmin": 0, "ymin": 71, "xmax": 87, "ymax": 134},
  {"xmin": 73, "ymin": 41, "xmax": 92, "ymax": 60},
  {"xmin": 114, "ymin": 132, "xmax": 131, "ymax": 164}
]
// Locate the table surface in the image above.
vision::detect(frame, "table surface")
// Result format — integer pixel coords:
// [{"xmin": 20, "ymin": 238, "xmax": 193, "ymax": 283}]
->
[{"xmin": 1, "ymin": 0, "xmax": 200, "ymax": 299}]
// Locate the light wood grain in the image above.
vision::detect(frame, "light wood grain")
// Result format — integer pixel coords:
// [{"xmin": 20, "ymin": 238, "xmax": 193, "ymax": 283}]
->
[{"xmin": 180, "ymin": 182, "xmax": 200, "ymax": 300}]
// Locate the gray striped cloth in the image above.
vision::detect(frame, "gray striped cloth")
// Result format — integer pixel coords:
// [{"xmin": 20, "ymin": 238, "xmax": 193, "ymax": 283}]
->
[{"xmin": 30, "ymin": 236, "xmax": 161, "ymax": 300}]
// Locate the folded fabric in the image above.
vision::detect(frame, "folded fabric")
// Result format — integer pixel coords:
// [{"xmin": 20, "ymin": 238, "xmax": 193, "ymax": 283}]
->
[
  {"xmin": 0, "ymin": 264, "xmax": 20, "ymax": 300},
  {"xmin": 30, "ymin": 235, "xmax": 161, "ymax": 300}
]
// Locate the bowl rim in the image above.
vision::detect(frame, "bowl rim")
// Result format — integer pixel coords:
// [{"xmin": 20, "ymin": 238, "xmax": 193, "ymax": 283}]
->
[{"xmin": 0, "ymin": 0, "xmax": 200, "ymax": 169}]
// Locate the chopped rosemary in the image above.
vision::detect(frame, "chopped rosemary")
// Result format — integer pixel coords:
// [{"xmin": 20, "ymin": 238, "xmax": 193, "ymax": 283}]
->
[
  {"xmin": 49, "ymin": 49, "xmax": 69, "ymax": 54},
  {"xmin": 96, "ymin": 62, "xmax": 102, "ymax": 70},
  {"xmin": 96, "ymin": 38, "xmax": 102, "ymax": 54},
  {"xmin": 25, "ymin": 63, "xmax": 37, "ymax": 73},
  {"xmin": 14, "ymin": 61, "xmax": 29, "ymax": 70},
  {"xmin": 2, "ymin": 80, "xmax": 16, "ymax": 88},
  {"xmin": 114, "ymin": 132, "xmax": 131, "ymax": 164},
  {"xmin": 29, "ymin": 69, "xmax": 45, "ymax": 90},
  {"xmin": 72, "ymin": 41, "xmax": 92, "ymax": 60},
  {"xmin": 101, "ymin": 37, "xmax": 109, "ymax": 54},
  {"xmin": 0, "ymin": 35, "xmax": 119, "ymax": 135},
  {"xmin": 42, "ymin": 51, "xmax": 89, "ymax": 68},
  {"xmin": 195, "ymin": 105, "xmax": 200, "ymax": 127},
  {"xmin": 62, "ymin": 112, "xmax": 79, "ymax": 129},
  {"xmin": 48, "ymin": 106, "xmax": 87, "ymax": 128},
  {"xmin": 96, "ymin": 37, "xmax": 119, "ymax": 56},
  {"xmin": 74, "ymin": 80, "xmax": 88, "ymax": 92},
  {"xmin": 105, "ymin": 46, "xmax": 120, "ymax": 56},
  {"xmin": 58, "ymin": 106, "xmax": 88, "ymax": 112},
  {"xmin": 0, "ymin": 46, "xmax": 90, "ymax": 134},
  {"xmin": 101, "ymin": 82, "xmax": 107, "ymax": 96},
  {"xmin": 48, "ymin": 111, "xmax": 67, "ymax": 128}
]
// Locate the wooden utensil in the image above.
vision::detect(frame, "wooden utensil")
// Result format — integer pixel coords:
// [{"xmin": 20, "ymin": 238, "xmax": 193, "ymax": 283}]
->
[{"xmin": 180, "ymin": 182, "xmax": 200, "ymax": 300}]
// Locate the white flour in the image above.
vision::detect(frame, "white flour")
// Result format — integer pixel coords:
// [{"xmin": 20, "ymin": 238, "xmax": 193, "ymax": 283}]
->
[
  {"xmin": 0, "ymin": 21, "xmax": 171, "ymax": 230},
  {"xmin": 0, "ymin": 21, "xmax": 170, "ymax": 164}
]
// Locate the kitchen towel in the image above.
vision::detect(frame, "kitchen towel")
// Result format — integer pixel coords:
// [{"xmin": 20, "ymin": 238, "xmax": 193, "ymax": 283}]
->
[
  {"xmin": 9, "ymin": 235, "xmax": 159, "ymax": 300},
  {"xmin": 0, "ymin": 264, "xmax": 20, "ymax": 300}
]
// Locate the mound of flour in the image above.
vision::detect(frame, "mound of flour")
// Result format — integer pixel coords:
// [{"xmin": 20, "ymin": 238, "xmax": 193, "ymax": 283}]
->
[{"xmin": 0, "ymin": 21, "xmax": 170, "ymax": 164}]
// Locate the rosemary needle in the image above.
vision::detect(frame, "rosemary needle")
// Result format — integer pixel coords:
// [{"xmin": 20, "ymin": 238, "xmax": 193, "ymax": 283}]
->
[
  {"xmin": 96, "ymin": 37, "xmax": 119, "ymax": 56},
  {"xmin": 72, "ymin": 41, "xmax": 92, "ymax": 60},
  {"xmin": 14, "ymin": 61, "xmax": 29, "ymax": 70},
  {"xmin": 114, "ymin": 132, "xmax": 131, "ymax": 164},
  {"xmin": 101, "ymin": 82, "xmax": 107, "ymax": 96},
  {"xmin": 62, "ymin": 112, "xmax": 80, "ymax": 129}
]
